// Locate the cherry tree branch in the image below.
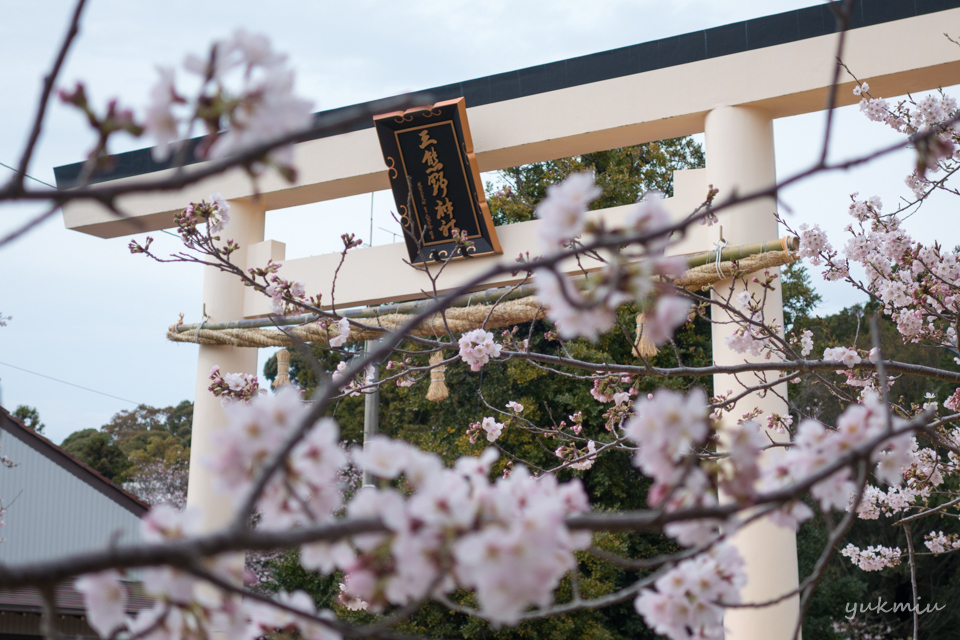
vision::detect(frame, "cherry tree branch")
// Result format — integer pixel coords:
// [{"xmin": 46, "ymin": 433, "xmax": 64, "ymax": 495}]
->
[{"xmin": 9, "ymin": 0, "xmax": 88, "ymax": 193}]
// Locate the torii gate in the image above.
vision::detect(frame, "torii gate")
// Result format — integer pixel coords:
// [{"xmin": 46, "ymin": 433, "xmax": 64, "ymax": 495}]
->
[{"xmin": 56, "ymin": 2, "xmax": 960, "ymax": 637}]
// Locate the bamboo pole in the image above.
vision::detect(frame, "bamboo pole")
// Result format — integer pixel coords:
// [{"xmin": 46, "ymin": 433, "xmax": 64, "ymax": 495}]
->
[
  {"xmin": 683, "ymin": 235, "xmax": 798, "ymax": 269},
  {"xmin": 171, "ymin": 283, "xmax": 538, "ymax": 334},
  {"xmin": 166, "ymin": 236, "xmax": 798, "ymax": 348}
]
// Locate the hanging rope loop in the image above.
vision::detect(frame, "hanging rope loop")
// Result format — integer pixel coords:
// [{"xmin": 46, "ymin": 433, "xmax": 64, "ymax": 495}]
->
[{"xmin": 426, "ymin": 351, "xmax": 449, "ymax": 402}]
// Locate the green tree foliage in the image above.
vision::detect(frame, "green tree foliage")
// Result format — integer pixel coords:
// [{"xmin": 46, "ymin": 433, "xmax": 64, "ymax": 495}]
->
[
  {"xmin": 485, "ymin": 138, "xmax": 705, "ymax": 226},
  {"xmin": 61, "ymin": 428, "xmax": 132, "ymax": 482},
  {"xmin": 781, "ymin": 262, "xmax": 822, "ymax": 333},
  {"xmin": 100, "ymin": 401, "xmax": 193, "ymax": 473},
  {"xmin": 60, "ymin": 401, "xmax": 193, "ymax": 484},
  {"xmin": 12, "ymin": 405, "xmax": 45, "ymax": 435}
]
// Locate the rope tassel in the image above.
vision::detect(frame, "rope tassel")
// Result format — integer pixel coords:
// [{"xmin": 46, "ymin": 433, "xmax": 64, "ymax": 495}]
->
[
  {"xmin": 273, "ymin": 348, "xmax": 291, "ymax": 389},
  {"xmin": 426, "ymin": 350, "xmax": 449, "ymax": 402},
  {"xmin": 633, "ymin": 313, "xmax": 659, "ymax": 359}
]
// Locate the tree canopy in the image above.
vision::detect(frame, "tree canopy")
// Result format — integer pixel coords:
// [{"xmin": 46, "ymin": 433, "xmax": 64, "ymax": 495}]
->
[
  {"xmin": 12, "ymin": 405, "xmax": 45, "ymax": 435},
  {"xmin": 60, "ymin": 401, "xmax": 193, "ymax": 484}
]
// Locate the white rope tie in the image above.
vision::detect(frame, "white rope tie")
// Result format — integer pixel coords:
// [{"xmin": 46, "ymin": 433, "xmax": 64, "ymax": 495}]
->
[
  {"xmin": 194, "ymin": 309, "xmax": 210, "ymax": 342},
  {"xmin": 713, "ymin": 233, "xmax": 728, "ymax": 280}
]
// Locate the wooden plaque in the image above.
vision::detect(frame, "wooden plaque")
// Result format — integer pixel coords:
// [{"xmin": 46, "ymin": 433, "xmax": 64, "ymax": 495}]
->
[{"xmin": 374, "ymin": 98, "xmax": 501, "ymax": 265}]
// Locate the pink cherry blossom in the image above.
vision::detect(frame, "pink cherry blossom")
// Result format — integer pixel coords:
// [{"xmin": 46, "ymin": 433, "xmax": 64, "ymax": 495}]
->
[
  {"xmin": 535, "ymin": 269, "xmax": 617, "ymax": 342},
  {"xmin": 535, "ymin": 172, "xmax": 601, "ymax": 251},
  {"xmin": 841, "ymin": 543, "xmax": 902, "ymax": 571},
  {"xmin": 458, "ymin": 329, "xmax": 502, "ymax": 371},
  {"xmin": 924, "ymin": 531, "xmax": 960, "ymax": 554},
  {"xmin": 75, "ymin": 570, "xmax": 128, "ymax": 637},
  {"xmin": 480, "ymin": 417, "xmax": 504, "ymax": 442},
  {"xmin": 634, "ymin": 542, "xmax": 745, "ymax": 640},
  {"xmin": 642, "ymin": 295, "xmax": 692, "ymax": 345},
  {"xmin": 353, "ymin": 435, "xmax": 410, "ymax": 480},
  {"xmin": 624, "ymin": 388, "xmax": 708, "ymax": 488},
  {"xmin": 329, "ymin": 317, "xmax": 350, "ymax": 348}
]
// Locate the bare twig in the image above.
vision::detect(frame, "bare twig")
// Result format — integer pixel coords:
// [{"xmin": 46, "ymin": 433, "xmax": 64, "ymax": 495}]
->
[
  {"xmin": 904, "ymin": 521, "xmax": 919, "ymax": 640},
  {"xmin": 10, "ymin": 0, "xmax": 88, "ymax": 193}
]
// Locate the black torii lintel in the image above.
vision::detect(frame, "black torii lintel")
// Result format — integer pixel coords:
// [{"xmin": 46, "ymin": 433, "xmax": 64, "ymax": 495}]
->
[{"xmin": 53, "ymin": 0, "xmax": 960, "ymax": 190}]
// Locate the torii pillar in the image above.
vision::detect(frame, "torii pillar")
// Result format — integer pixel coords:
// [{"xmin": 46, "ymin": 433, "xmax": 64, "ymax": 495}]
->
[
  {"xmin": 706, "ymin": 106, "xmax": 801, "ymax": 638},
  {"xmin": 185, "ymin": 199, "xmax": 266, "ymax": 533}
]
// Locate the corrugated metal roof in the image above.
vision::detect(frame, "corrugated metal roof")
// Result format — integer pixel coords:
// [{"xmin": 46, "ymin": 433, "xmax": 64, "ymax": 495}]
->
[
  {"xmin": 0, "ymin": 406, "xmax": 149, "ymax": 515},
  {"xmin": 0, "ymin": 406, "xmax": 150, "ymax": 567},
  {"xmin": 0, "ymin": 609, "xmax": 97, "ymax": 637},
  {"xmin": 0, "ymin": 582, "xmax": 151, "ymax": 616}
]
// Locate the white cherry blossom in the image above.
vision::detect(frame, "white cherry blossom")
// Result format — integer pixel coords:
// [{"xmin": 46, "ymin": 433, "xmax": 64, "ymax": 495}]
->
[{"xmin": 75, "ymin": 571, "xmax": 128, "ymax": 638}]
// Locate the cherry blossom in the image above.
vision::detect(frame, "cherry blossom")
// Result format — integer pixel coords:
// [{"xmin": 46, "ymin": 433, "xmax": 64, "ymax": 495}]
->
[
  {"xmin": 331, "ymin": 361, "xmax": 368, "ymax": 397},
  {"xmin": 205, "ymin": 386, "xmax": 346, "ymax": 530},
  {"xmin": 143, "ymin": 66, "xmax": 181, "ymax": 161},
  {"xmin": 946, "ymin": 388, "xmax": 960, "ymax": 412},
  {"xmin": 338, "ymin": 583, "xmax": 368, "ymax": 611},
  {"xmin": 143, "ymin": 30, "xmax": 313, "ymax": 172},
  {"xmin": 725, "ymin": 327, "xmax": 766, "ymax": 357},
  {"xmin": 823, "ymin": 346, "xmax": 862, "ymax": 368},
  {"xmin": 924, "ymin": 531, "xmax": 960, "ymax": 554},
  {"xmin": 634, "ymin": 542, "xmax": 745, "ymax": 640},
  {"xmin": 841, "ymin": 543, "xmax": 902, "ymax": 571},
  {"xmin": 797, "ymin": 223, "xmax": 832, "ymax": 265},
  {"xmin": 797, "ymin": 329, "xmax": 814, "ymax": 356},
  {"xmin": 353, "ymin": 435, "xmax": 411, "ymax": 480},
  {"xmin": 265, "ymin": 275, "xmax": 308, "ymax": 317},
  {"xmin": 141, "ymin": 503, "xmax": 202, "ymax": 542},
  {"xmin": 567, "ymin": 440, "xmax": 597, "ymax": 470},
  {"xmin": 530, "ymin": 173, "xmax": 698, "ymax": 344},
  {"xmin": 301, "ymin": 541, "xmax": 355, "ymax": 574},
  {"xmin": 536, "ymin": 269, "xmax": 618, "ymax": 341},
  {"xmin": 294, "ymin": 438, "xmax": 594, "ymax": 624},
  {"xmin": 480, "ymin": 417, "xmax": 504, "ymax": 442},
  {"xmin": 624, "ymin": 388, "xmax": 708, "ymax": 490},
  {"xmin": 328, "ymin": 317, "xmax": 350, "ymax": 348},
  {"xmin": 625, "ymin": 191, "xmax": 671, "ymax": 233},
  {"xmin": 458, "ymin": 329, "xmax": 502, "ymax": 371},
  {"xmin": 208, "ymin": 365, "xmax": 262, "ymax": 405},
  {"xmin": 641, "ymin": 295, "xmax": 692, "ymax": 346},
  {"xmin": 207, "ymin": 193, "xmax": 231, "ymax": 232},
  {"xmin": 246, "ymin": 589, "xmax": 341, "ymax": 640},
  {"xmin": 717, "ymin": 420, "xmax": 765, "ymax": 500},
  {"xmin": 535, "ymin": 172, "xmax": 601, "ymax": 251},
  {"xmin": 75, "ymin": 570, "xmax": 128, "ymax": 638}
]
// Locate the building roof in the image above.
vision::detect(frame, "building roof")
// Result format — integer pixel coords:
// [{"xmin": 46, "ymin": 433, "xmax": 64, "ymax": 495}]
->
[
  {"xmin": 0, "ymin": 582, "xmax": 152, "ymax": 617},
  {"xmin": 0, "ymin": 406, "xmax": 149, "ymax": 517},
  {"xmin": 0, "ymin": 405, "xmax": 150, "ymax": 571},
  {"xmin": 0, "ymin": 408, "xmax": 154, "ymax": 623}
]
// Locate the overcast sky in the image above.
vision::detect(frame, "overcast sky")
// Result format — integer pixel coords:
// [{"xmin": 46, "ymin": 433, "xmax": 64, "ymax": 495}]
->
[{"xmin": 1, "ymin": 0, "xmax": 954, "ymax": 444}]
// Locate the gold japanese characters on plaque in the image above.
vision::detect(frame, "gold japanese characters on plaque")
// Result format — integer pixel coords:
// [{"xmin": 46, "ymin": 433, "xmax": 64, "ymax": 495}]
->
[{"xmin": 374, "ymin": 98, "xmax": 501, "ymax": 265}]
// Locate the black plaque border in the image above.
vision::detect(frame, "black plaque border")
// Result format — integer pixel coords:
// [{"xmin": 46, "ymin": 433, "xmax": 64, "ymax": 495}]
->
[{"xmin": 374, "ymin": 98, "xmax": 502, "ymax": 265}]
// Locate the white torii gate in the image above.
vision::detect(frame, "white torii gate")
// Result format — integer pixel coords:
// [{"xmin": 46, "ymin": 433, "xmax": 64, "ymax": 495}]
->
[{"xmin": 58, "ymin": 2, "xmax": 960, "ymax": 637}]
